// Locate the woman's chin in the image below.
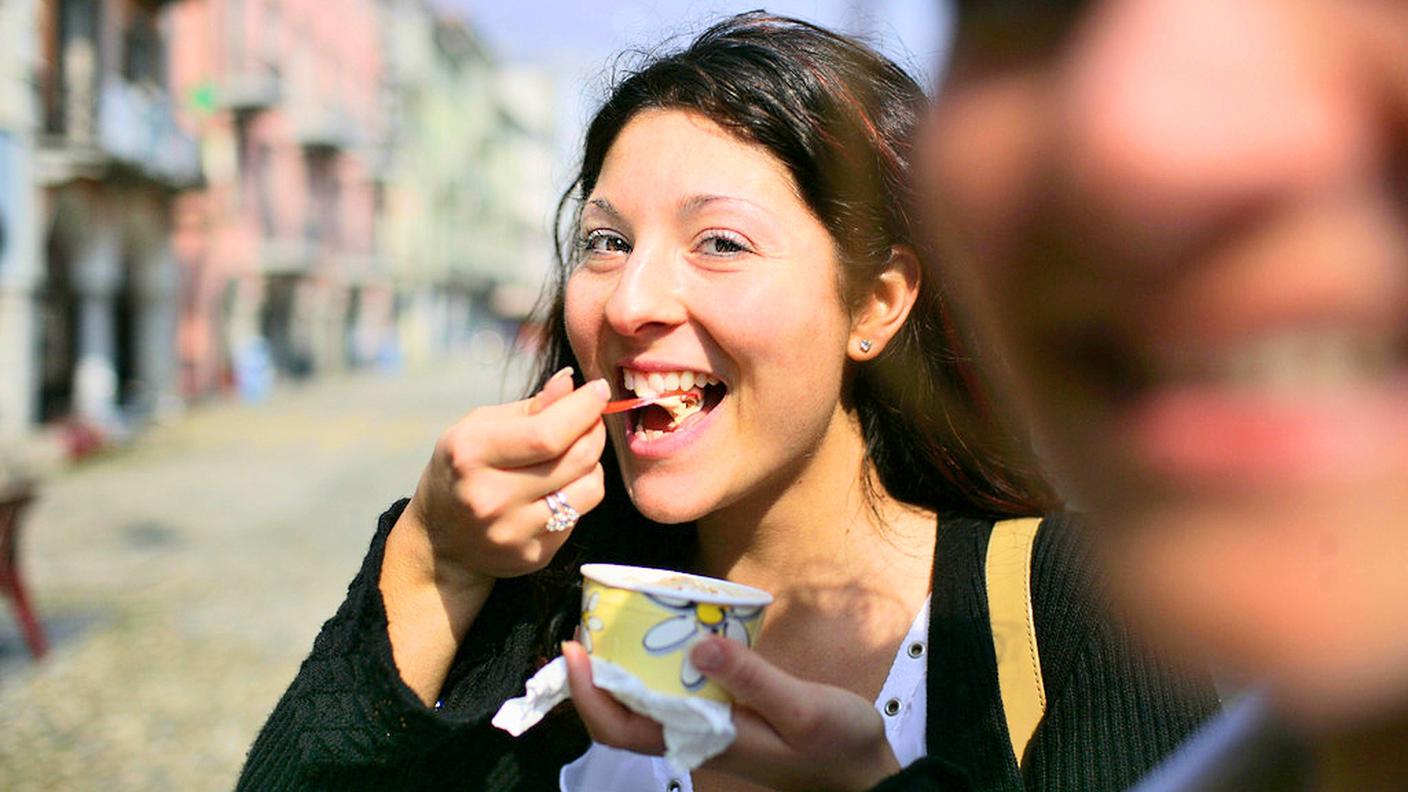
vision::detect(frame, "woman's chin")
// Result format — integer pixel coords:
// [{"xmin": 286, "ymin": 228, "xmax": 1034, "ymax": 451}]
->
[
  {"xmin": 624, "ymin": 478, "xmax": 719, "ymax": 525},
  {"xmin": 1099, "ymin": 492, "xmax": 1408, "ymax": 727}
]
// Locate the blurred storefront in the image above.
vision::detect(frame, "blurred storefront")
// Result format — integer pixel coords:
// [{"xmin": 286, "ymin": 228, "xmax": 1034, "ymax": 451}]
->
[
  {"xmin": 30, "ymin": 0, "xmax": 199, "ymax": 432},
  {"xmin": 1, "ymin": 0, "xmax": 561, "ymax": 444}
]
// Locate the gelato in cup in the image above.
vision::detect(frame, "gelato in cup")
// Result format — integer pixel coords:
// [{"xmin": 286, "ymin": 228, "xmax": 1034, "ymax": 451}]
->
[{"xmin": 579, "ymin": 564, "xmax": 773, "ymax": 702}]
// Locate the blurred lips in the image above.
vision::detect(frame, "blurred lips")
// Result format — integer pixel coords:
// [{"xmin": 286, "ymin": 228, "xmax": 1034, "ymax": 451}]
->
[
  {"xmin": 1059, "ymin": 322, "xmax": 1408, "ymax": 489},
  {"xmin": 1020, "ymin": 184, "xmax": 1408, "ymax": 494}
]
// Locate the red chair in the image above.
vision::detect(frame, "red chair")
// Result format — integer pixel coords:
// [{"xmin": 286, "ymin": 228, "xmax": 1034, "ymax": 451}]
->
[{"xmin": 0, "ymin": 484, "xmax": 47, "ymax": 659}]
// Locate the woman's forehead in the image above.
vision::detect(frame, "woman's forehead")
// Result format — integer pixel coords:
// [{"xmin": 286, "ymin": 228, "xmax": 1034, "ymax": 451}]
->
[{"xmin": 590, "ymin": 111, "xmax": 804, "ymax": 212}]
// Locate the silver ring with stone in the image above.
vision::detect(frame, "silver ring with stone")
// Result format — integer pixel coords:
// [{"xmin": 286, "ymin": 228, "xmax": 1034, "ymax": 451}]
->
[{"xmin": 544, "ymin": 490, "xmax": 579, "ymax": 533}]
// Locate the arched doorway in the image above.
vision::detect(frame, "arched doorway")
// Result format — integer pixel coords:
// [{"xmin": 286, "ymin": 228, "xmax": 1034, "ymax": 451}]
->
[
  {"xmin": 113, "ymin": 252, "xmax": 140, "ymax": 411},
  {"xmin": 38, "ymin": 225, "xmax": 78, "ymax": 422}
]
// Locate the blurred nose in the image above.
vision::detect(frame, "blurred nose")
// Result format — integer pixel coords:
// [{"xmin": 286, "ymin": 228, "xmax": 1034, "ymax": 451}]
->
[
  {"xmin": 602, "ymin": 244, "xmax": 688, "ymax": 338},
  {"xmin": 1060, "ymin": 0, "xmax": 1386, "ymax": 257}
]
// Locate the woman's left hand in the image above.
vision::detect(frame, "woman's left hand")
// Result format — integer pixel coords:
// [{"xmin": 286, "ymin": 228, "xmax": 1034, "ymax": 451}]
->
[{"xmin": 562, "ymin": 638, "xmax": 901, "ymax": 792}]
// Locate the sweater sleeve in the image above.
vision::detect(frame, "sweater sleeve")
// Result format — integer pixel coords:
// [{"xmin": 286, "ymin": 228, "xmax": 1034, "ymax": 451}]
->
[
  {"xmin": 1019, "ymin": 514, "xmax": 1222, "ymax": 792},
  {"xmin": 236, "ymin": 499, "xmax": 582, "ymax": 791}
]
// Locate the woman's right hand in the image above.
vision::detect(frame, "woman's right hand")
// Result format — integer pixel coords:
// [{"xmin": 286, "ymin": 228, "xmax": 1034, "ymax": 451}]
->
[
  {"xmin": 380, "ymin": 367, "xmax": 610, "ymax": 704},
  {"xmin": 403, "ymin": 367, "xmax": 610, "ymax": 588}
]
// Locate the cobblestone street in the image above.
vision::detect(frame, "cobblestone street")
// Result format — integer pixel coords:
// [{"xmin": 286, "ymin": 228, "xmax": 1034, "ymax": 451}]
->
[{"xmin": 0, "ymin": 355, "xmax": 529, "ymax": 790}]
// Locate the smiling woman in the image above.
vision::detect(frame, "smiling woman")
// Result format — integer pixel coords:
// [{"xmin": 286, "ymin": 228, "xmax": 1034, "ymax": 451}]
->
[{"xmin": 236, "ymin": 13, "xmax": 1218, "ymax": 792}]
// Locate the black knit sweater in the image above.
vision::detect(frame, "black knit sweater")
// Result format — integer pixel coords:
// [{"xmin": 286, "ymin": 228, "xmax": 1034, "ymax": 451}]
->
[{"xmin": 238, "ymin": 501, "xmax": 1218, "ymax": 791}]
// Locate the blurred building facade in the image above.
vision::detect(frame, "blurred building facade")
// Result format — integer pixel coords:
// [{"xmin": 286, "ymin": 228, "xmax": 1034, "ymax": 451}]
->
[
  {"xmin": 0, "ymin": 0, "xmax": 559, "ymax": 444},
  {"xmin": 379, "ymin": 0, "xmax": 557, "ymax": 367},
  {"xmin": 168, "ymin": 0, "xmax": 390, "ymax": 392},
  {"xmin": 31, "ymin": 0, "xmax": 200, "ymax": 432},
  {"xmin": 0, "ymin": 0, "xmax": 43, "ymax": 439}
]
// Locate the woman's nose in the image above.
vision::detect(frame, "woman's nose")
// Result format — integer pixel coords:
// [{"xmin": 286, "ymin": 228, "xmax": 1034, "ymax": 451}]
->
[
  {"xmin": 1059, "ymin": 0, "xmax": 1383, "ymax": 254},
  {"xmin": 602, "ymin": 246, "xmax": 688, "ymax": 337}
]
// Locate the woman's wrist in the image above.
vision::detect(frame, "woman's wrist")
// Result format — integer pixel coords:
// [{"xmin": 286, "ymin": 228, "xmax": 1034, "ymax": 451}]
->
[
  {"xmin": 871, "ymin": 747, "xmax": 903, "ymax": 787},
  {"xmin": 846, "ymin": 740, "xmax": 901, "ymax": 792},
  {"xmin": 386, "ymin": 498, "xmax": 495, "ymax": 597},
  {"xmin": 380, "ymin": 503, "xmax": 496, "ymax": 706}
]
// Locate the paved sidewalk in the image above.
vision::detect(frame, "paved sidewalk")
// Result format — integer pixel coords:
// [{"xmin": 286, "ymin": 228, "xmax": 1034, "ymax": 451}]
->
[{"xmin": 0, "ymin": 355, "xmax": 530, "ymax": 790}]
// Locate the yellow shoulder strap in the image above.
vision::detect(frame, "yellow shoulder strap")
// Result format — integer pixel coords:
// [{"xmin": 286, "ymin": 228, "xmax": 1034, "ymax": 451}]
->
[{"xmin": 985, "ymin": 517, "xmax": 1047, "ymax": 767}]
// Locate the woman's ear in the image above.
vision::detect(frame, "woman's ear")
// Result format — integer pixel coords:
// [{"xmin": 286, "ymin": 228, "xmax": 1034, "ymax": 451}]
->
[{"xmin": 849, "ymin": 245, "xmax": 921, "ymax": 361}]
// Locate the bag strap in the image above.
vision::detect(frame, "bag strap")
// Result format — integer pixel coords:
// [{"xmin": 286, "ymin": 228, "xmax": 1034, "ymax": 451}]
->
[{"xmin": 985, "ymin": 517, "xmax": 1047, "ymax": 767}]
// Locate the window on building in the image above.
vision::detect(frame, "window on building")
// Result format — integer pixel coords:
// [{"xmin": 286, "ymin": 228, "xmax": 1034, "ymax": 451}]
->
[{"xmin": 123, "ymin": 6, "xmax": 165, "ymax": 89}]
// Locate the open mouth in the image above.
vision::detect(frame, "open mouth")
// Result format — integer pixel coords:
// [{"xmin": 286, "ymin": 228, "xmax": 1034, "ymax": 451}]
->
[
  {"xmin": 1066, "ymin": 326, "xmax": 1408, "ymax": 404},
  {"xmin": 620, "ymin": 367, "xmax": 728, "ymax": 441},
  {"xmin": 1056, "ymin": 324, "xmax": 1408, "ymax": 483}
]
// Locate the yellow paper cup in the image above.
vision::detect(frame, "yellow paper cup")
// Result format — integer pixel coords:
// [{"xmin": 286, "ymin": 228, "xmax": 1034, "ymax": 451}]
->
[{"xmin": 579, "ymin": 563, "xmax": 773, "ymax": 702}]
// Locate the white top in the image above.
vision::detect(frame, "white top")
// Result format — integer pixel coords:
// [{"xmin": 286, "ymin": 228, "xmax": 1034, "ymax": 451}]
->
[{"xmin": 560, "ymin": 599, "xmax": 932, "ymax": 792}]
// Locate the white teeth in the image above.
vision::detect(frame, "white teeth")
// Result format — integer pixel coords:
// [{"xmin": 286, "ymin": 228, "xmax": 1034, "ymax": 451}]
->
[
  {"xmin": 621, "ymin": 366, "xmax": 724, "ymax": 441},
  {"xmin": 1170, "ymin": 330, "xmax": 1397, "ymax": 394},
  {"xmin": 620, "ymin": 368, "xmax": 723, "ymax": 398}
]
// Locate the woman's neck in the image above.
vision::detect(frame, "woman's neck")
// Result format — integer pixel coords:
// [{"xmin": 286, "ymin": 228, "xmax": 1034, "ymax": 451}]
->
[{"xmin": 692, "ymin": 408, "xmax": 934, "ymax": 596}]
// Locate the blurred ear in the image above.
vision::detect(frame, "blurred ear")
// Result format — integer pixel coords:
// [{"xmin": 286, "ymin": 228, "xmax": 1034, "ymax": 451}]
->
[{"xmin": 849, "ymin": 245, "xmax": 920, "ymax": 361}]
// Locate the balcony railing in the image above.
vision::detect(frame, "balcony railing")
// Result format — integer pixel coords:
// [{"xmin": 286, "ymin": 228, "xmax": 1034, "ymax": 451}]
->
[
  {"xmin": 96, "ymin": 78, "xmax": 200, "ymax": 186},
  {"xmin": 220, "ymin": 66, "xmax": 281, "ymax": 113},
  {"xmin": 295, "ymin": 105, "xmax": 355, "ymax": 153}
]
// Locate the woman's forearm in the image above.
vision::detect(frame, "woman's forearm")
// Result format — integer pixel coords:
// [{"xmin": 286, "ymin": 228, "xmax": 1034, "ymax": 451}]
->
[{"xmin": 379, "ymin": 504, "xmax": 496, "ymax": 706}]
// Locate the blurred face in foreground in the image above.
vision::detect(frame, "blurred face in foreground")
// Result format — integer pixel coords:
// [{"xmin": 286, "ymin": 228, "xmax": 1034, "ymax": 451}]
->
[{"xmin": 924, "ymin": 0, "xmax": 1408, "ymax": 725}]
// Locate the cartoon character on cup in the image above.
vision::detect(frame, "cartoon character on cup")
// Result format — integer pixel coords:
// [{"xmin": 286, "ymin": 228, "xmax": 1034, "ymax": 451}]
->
[{"xmin": 642, "ymin": 594, "xmax": 764, "ymax": 691}]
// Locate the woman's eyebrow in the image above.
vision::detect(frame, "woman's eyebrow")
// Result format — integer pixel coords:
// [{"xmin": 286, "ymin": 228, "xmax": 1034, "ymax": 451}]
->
[
  {"xmin": 584, "ymin": 198, "xmax": 626, "ymax": 224},
  {"xmin": 586, "ymin": 194, "xmax": 775, "ymax": 223},
  {"xmin": 679, "ymin": 194, "xmax": 774, "ymax": 220}
]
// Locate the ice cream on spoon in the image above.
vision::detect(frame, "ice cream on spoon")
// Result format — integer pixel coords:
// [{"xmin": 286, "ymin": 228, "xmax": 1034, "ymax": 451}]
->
[{"xmin": 603, "ymin": 391, "xmax": 701, "ymax": 419}]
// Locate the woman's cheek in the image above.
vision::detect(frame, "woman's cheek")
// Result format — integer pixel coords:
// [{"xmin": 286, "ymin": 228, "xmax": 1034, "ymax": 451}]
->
[{"xmin": 562, "ymin": 278, "xmax": 603, "ymax": 371}]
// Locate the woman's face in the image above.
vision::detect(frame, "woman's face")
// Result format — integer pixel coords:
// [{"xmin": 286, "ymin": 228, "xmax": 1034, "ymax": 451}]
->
[
  {"xmin": 564, "ymin": 110, "xmax": 857, "ymax": 524},
  {"xmin": 924, "ymin": 0, "xmax": 1408, "ymax": 723}
]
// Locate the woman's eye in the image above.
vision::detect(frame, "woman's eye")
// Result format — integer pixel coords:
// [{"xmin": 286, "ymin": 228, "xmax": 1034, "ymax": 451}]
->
[
  {"xmin": 696, "ymin": 232, "xmax": 750, "ymax": 256},
  {"xmin": 581, "ymin": 230, "xmax": 631, "ymax": 255}
]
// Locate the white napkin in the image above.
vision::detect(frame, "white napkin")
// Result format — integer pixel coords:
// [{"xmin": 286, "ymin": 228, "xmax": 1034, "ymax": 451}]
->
[{"xmin": 491, "ymin": 655, "xmax": 736, "ymax": 773}]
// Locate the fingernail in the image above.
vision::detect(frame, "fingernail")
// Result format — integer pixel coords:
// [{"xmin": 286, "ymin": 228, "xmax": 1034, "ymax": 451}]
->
[
  {"xmin": 550, "ymin": 366, "xmax": 574, "ymax": 382},
  {"xmin": 691, "ymin": 639, "xmax": 724, "ymax": 672},
  {"xmin": 588, "ymin": 379, "xmax": 610, "ymax": 399}
]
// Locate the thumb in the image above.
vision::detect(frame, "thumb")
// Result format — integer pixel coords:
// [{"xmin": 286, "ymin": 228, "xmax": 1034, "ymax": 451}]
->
[
  {"xmin": 691, "ymin": 637, "xmax": 813, "ymax": 730},
  {"xmin": 525, "ymin": 366, "xmax": 576, "ymax": 415}
]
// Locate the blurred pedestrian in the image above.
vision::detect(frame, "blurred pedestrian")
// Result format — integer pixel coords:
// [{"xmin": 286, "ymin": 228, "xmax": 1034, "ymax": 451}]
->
[
  {"xmin": 920, "ymin": 0, "xmax": 1408, "ymax": 789},
  {"xmin": 237, "ymin": 12, "xmax": 1216, "ymax": 792}
]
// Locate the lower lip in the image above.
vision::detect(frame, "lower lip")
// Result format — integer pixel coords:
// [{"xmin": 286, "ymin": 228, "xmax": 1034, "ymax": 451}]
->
[
  {"xmin": 624, "ymin": 399, "xmax": 724, "ymax": 459},
  {"xmin": 1113, "ymin": 376, "xmax": 1408, "ymax": 487}
]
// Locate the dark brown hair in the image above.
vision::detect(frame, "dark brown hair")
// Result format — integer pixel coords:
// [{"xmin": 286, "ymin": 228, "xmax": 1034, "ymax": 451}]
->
[{"xmin": 514, "ymin": 12, "xmax": 1052, "ymax": 658}]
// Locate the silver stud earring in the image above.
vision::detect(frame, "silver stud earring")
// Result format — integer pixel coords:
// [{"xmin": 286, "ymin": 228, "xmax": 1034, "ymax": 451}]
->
[{"xmin": 858, "ymin": 339, "xmax": 873, "ymax": 354}]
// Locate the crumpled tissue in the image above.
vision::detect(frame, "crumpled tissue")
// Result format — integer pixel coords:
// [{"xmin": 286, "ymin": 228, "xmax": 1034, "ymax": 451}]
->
[{"xmin": 491, "ymin": 655, "xmax": 735, "ymax": 772}]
